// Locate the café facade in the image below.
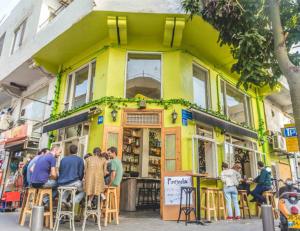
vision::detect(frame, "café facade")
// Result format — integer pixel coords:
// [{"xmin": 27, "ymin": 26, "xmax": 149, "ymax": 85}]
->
[{"xmin": 34, "ymin": 9, "xmax": 277, "ymax": 220}]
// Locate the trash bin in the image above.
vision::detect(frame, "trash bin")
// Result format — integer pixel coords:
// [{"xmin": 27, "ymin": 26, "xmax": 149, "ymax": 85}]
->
[{"xmin": 31, "ymin": 206, "xmax": 44, "ymax": 231}]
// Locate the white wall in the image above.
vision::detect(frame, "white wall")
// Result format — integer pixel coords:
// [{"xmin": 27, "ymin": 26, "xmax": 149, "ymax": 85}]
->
[{"xmin": 264, "ymin": 98, "xmax": 293, "ymax": 133}]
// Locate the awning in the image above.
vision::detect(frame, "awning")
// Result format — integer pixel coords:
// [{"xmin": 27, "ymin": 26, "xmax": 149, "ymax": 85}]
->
[
  {"xmin": 42, "ymin": 112, "xmax": 89, "ymax": 133},
  {"xmin": 192, "ymin": 109, "xmax": 258, "ymax": 139}
]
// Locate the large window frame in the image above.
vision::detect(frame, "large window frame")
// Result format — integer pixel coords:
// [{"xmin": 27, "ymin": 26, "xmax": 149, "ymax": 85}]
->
[
  {"xmin": 124, "ymin": 51, "xmax": 163, "ymax": 99},
  {"xmin": 192, "ymin": 63, "xmax": 211, "ymax": 109},
  {"xmin": 220, "ymin": 80, "xmax": 253, "ymax": 126},
  {"xmin": 11, "ymin": 19, "xmax": 27, "ymax": 54},
  {"xmin": 64, "ymin": 60, "xmax": 96, "ymax": 110},
  {"xmin": 0, "ymin": 33, "xmax": 5, "ymax": 56}
]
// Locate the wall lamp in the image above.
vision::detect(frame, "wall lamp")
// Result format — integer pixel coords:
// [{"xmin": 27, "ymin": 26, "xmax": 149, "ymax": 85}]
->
[
  {"xmin": 111, "ymin": 109, "xmax": 118, "ymax": 122},
  {"xmin": 171, "ymin": 110, "xmax": 178, "ymax": 124}
]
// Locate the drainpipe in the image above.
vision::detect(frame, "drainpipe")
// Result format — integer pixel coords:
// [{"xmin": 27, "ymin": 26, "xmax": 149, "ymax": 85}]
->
[{"xmin": 255, "ymin": 89, "xmax": 267, "ymax": 160}]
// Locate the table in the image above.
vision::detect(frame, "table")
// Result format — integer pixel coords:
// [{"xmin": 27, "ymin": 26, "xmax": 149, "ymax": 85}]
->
[{"xmin": 187, "ymin": 173, "xmax": 208, "ymax": 225}]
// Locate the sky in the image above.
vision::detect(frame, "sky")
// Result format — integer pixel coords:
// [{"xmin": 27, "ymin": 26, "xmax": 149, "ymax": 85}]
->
[{"xmin": 0, "ymin": 0, "xmax": 21, "ymax": 24}]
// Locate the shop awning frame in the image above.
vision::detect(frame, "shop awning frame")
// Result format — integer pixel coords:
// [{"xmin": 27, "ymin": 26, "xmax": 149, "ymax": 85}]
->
[
  {"xmin": 42, "ymin": 112, "xmax": 89, "ymax": 133},
  {"xmin": 191, "ymin": 109, "xmax": 258, "ymax": 139}
]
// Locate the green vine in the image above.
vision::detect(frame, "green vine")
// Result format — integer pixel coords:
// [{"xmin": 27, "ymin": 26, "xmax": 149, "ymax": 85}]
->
[
  {"xmin": 50, "ymin": 96, "xmax": 257, "ymax": 132},
  {"xmin": 50, "ymin": 71, "xmax": 62, "ymax": 118}
]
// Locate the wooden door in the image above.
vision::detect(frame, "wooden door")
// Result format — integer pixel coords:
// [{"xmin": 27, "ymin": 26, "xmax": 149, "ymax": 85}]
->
[
  {"xmin": 103, "ymin": 125, "xmax": 123, "ymax": 159},
  {"xmin": 160, "ymin": 127, "xmax": 193, "ymax": 220}
]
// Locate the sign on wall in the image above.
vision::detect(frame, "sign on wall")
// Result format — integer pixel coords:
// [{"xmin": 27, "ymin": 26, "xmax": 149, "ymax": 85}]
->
[
  {"xmin": 164, "ymin": 176, "xmax": 192, "ymax": 205},
  {"xmin": 283, "ymin": 124, "xmax": 299, "ymax": 153},
  {"xmin": 182, "ymin": 109, "xmax": 193, "ymax": 126}
]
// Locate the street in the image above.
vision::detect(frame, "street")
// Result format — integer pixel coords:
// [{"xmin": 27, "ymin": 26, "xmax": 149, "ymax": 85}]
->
[{"xmin": 0, "ymin": 211, "xmax": 280, "ymax": 231}]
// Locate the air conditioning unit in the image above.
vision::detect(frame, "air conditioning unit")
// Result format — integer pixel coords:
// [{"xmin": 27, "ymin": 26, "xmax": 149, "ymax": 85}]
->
[{"xmin": 273, "ymin": 133, "xmax": 286, "ymax": 151}]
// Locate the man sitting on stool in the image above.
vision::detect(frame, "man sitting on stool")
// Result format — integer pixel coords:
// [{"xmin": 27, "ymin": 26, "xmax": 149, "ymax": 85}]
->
[
  {"xmin": 250, "ymin": 161, "xmax": 272, "ymax": 204},
  {"xmin": 57, "ymin": 144, "xmax": 85, "ymax": 207}
]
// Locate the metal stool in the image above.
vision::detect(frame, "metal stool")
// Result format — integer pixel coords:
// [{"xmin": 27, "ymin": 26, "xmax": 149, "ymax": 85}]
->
[
  {"xmin": 82, "ymin": 195, "xmax": 101, "ymax": 231},
  {"xmin": 238, "ymin": 190, "xmax": 251, "ymax": 219},
  {"xmin": 53, "ymin": 186, "xmax": 77, "ymax": 231},
  {"xmin": 177, "ymin": 186, "xmax": 196, "ymax": 225},
  {"xmin": 19, "ymin": 188, "xmax": 37, "ymax": 226}
]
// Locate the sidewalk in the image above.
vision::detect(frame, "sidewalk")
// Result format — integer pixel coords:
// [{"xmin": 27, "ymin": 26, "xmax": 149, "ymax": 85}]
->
[{"xmin": 0, "ymin": 211, "xmax": 278, "ymax": 231}]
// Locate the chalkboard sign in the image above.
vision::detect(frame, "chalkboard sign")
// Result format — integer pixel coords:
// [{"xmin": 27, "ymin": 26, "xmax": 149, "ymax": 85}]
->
[{"xmin": 164, "ymin": 176, "xmax": 192, "ymax": 205}]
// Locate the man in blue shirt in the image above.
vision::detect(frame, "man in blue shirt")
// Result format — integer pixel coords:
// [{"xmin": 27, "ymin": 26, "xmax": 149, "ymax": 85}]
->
[
  {"xmin": 31, "ymin": 146, "xmax": 61, "ymax": 189},
  {"xmin": 58, "ymin": 144, "xmax": 84, "ymax": 206}
]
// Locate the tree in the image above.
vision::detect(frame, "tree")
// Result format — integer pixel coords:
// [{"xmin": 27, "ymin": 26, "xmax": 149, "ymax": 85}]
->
[{"xmin": 182, "ymin": 0, "xmax": 300, "ymax": 147}]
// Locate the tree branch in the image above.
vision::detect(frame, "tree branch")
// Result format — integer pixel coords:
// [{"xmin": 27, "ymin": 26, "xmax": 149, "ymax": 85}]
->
[{"xmin": 268, "ymin": 0, "xmax": 296, "ymax": 77}]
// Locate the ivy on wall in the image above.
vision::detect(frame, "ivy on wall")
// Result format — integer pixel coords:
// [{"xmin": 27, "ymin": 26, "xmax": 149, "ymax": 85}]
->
[{"xmin": 49, "ymin": 96, "xmax": 257, "ymax": 132}]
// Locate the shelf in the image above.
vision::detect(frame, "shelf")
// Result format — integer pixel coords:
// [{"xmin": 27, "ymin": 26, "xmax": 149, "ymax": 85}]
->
[
  {"xmin": 123, "ymin": 152, "xmax": 140, "ymax": 156},
  {"xmin": 122, "ymin": 161, "xmax": 139, "ymax": 165},
  {"xmin": 149, "ymin": 163, "xmax": 160, "ymax": 167},
  {"xmin": 149, "ymin": 154, "xmax": 161, "ymax": 158}
]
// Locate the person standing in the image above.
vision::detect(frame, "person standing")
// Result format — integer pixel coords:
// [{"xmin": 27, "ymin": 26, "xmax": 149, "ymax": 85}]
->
[
  {"xmin": 58, "ymin": 144, "xmax": 84, "ymax": 206},
  {"xmin": 84, "ymin": 147, "xmax": 106, "ymax": 208},
  {"xmin": 250, "ymin": 161, "xmax": 272, "ymax": 204},
  {"xmin": 107, "ymin": 147, "xmax": 123, "ymax": 187},
  {"xmin": 221, "ymin": 162, "xmax": 241, "ymax": 220}
]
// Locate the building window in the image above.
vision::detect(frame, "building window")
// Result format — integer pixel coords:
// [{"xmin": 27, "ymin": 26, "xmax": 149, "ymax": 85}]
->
[
  {"xmin": 11, "ymin": 19, "xmax": 27, "ymax": 54},
  {"xmin": 126, "ymin": 53, "xmax": 161, "ymax": 99},
  {"xmin": 224, "ymin": 135, "xmax": 262, "ymax": 178},
  {"xmin": 193, "ymin": 64, "xmax": 210, "ymax": 109},
  {"xmin": 0, "ymin": 33, "xmax": 5, "ymax": 56},
  {"xmin": 20, "ymin": 87, "xmax": 49, "ymax": 123},
  {"xmin": 220, "ymin": 80, "xmax": 253, "ymax": 126},
  {"xmin": 64, "ymin": 61, "xmax": 96, "ymax": 110}
]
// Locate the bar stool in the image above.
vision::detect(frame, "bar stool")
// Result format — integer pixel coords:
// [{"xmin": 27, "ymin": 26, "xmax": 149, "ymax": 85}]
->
[
  {"xmin": 257, "ymin": 191, "xmax": 278, "ymax": 219},
  {"xmin": 35, "ymin": 188, "xmax": 54, "ymax": 229},
  {"xmin": 82, "ymin": 194, "xmax": 101, "ymax": 231},
  {"xmin": 19, "ymin": 188, "xmax": 37, "ymax": 226},
  {"xmin": 53, "ymin": 186, "xmax": 77, "ymax": 231},
  {"xmin": 103, "ymin": 187, "xmax": 119, "ymax": 227},
  {"xmin": 215, "ymin": 189, "xmax": 227, "ymax": 220},
  {"xmin": 238, "ymin": 190, "xmax": 251, "ymax": 219},
  {"xmin": 201, "ymin": 187, "xmax": 218, "ymax": 221},
  {"xmin": 177, "ymin": 186, "xmax": 196, "ymax": 225}
]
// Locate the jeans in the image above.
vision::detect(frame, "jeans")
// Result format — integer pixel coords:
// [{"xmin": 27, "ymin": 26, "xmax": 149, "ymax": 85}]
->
[
  {"xmin": 250, "ymin": 185, "xmax": 271, "ymax": 203},
  {"xmin": 61, "ymin": 180, "xmax": 85, "ymax": 204},
  {"xmin": 224, "ymin": 186, "xmax": 240, "ymax": 217}
]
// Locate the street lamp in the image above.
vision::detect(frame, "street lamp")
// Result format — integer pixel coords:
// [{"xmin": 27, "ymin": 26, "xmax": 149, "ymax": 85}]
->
[
  {"xmin": 111, "ymin": 109, "xmax": 118, "ymax": 122},
  {"xmin": 171, "ymin": 110, "xmax": 178, "ymax": 124}
]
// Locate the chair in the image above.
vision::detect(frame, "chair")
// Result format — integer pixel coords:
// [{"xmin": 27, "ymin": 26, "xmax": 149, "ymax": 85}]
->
[
  {"xmin": 201, "ymin": 187, "xmax": 218, "ymax": 221},
  {"xmin": 19, "ymin": 188, "xmax": 37, "ymax": 226},
  {"xmin": 177, "ymin": 186, "xmax": 196, "ymax": 225},
  {"xmin": 103, "ymin": 187, "xmax": 119, "ymax": 227},
  {"xmin": 215, "ymin": 189, "xmax": 227, "ymax": 220},
  {"xmin": 82, "ymin": 194, "xmax": 101, "ymax": 231},
  {"xmin": 53, "ymin": 186, "xmax": 77, "ymax": 231},
  {"xmin": 35, "ymin": 188, "xmax": 53, "ymax": 229},
  {"xmin": 238, "ymin": 190, "xmax": 251, "ymax": 219}
]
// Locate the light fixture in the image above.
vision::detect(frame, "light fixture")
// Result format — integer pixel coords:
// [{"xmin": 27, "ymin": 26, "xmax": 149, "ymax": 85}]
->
[
  {"xmin": 49, "ymin": 133, "xmax": 55, "ymax": 141},
  {"xmin": 139, "ymin": 100, "xmax": 146, "ymax": 109},
  {"xmin": 111, "ymin": 109, "xmax": 118, "ymax": 122},
  {"xmin": 171, "ymin": 110, "xmax": 178, "ymax": 124}
]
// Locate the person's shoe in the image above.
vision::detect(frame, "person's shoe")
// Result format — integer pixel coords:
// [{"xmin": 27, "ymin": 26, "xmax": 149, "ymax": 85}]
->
[
  {"xmin": 235, "ymin": 216, "xmax": 241, "ymax": 220},
  {"xmin": 227, "ymin": 216, "xmax": 233, "ymax": 221}
]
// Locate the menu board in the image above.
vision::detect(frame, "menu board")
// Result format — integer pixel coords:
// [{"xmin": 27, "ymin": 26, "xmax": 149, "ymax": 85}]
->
[{"xmin": 164, "ymin": 176, "xmax": 192, "ymax": 205}]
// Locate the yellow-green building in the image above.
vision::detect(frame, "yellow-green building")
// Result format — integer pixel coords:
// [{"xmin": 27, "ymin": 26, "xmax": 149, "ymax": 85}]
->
[{"xmin": 33, "ymin": 2, "xmax": 278, "ymax": 219}]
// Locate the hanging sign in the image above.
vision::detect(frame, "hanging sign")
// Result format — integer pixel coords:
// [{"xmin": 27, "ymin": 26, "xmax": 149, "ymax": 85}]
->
[
  {"xmin": 164, "ymin": 176, "xmax": 192, "ymax": 205},
  {"xmin": 283, "ymin": 124, "xmax": 299, "ymax": 153},
  {"xmin": 182, "ymin": 109, "xmax": 193, "ymax": 126},
  {"xmin": 98, "ymin": 116, "xmax": 104, "ymax": 125}
]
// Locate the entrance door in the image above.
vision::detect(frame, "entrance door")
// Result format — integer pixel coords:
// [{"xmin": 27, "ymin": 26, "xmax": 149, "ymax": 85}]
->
[
  {"xmin": 103, "ymin": 126, "xmax": 123, "ymax": 158},
  {"xmin": 161, "ymin": 127, "xmax": 192, "ymax": 220}
]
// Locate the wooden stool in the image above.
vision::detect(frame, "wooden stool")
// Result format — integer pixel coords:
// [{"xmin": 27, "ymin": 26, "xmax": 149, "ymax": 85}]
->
[
  {"xmin": 256, "ymin": 191, "xmax": 278, "ymax": 219},
  {"xmin": 238, "ymin": 190, "xmax": 251, "ymax": 219},
  {"xmin": 19, "ymin": 188, "xmax": 37, "ymax": 226},
  {"xmin": 103, "ymin": 187, "xmax": 119, "ymax": 227},
  {"xmin": 36, "ymin": 188, "xmax": 54, "ymax": 229},
  {"xmin": 201, "ymin": 187, "xmax": 218, "ymax": 221},
  {"xmin": 215, "ymin": 189, "xmax": 226, "ymax": 220}
]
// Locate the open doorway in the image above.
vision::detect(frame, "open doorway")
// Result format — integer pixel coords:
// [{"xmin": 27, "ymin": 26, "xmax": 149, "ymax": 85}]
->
[{"xmin": 120, "ymin": 127, "xmax": 161, "ymax": 214}]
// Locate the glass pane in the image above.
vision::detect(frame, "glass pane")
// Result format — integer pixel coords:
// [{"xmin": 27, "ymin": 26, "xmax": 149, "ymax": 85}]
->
[
  {"xmin": 20, "ymin": 87, "xmax": 48, "ymax": 122},
  {"xmin": 225, "ymin": 84, "xmax": 247, "ymax": 125},
  {"xmin": 193, "ymin": 65, "xmax": 208, "ymax": 109},
  {"xmin": 220, "ymin": 80, "xmax": 225, "ymax": 114},
  {"xmin": 73, "ymin": 66, "xmax": 89, "ymax": 108},
  {"xmin": 66, "ymin": 124, "xmax": 82, "ymax": 139},
  {"xmin": 165, "ymin": 134, "xmax": 176, "ymax": 159},
  {"xmin": 166, "ymin": 160, "xmax": 176, "ymax": 172},
  {"xmin": 198, "ymin": 140, "xmax": 206, "ymax": 173},
  {"xmin": 89, "ymin": 62, "xmax": 96, "ymax": 101},
  {"xmin": 108, "ymin": 132, "xmax": 118, "ymax": 148},
  {"xmin": 246, "ymin": 96, "xmax": 253, "ymax": 126},
  {"xmin": 65, "ymin": 75, "xmax": 72, "ymax": 110},
  {"xmin": 126, "ymin": 53, "xmax": 161, "ymax": 99}
]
